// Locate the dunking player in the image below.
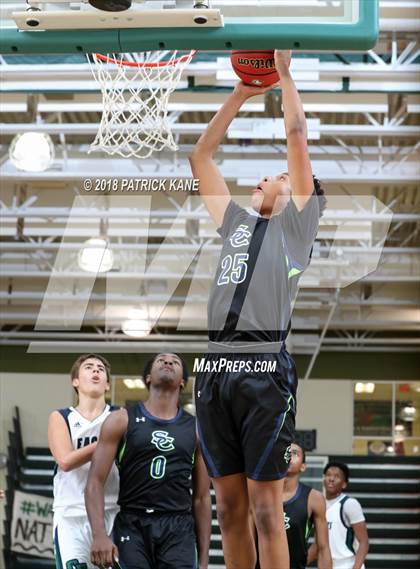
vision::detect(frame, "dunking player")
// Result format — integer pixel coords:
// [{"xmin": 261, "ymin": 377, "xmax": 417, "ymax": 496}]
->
[
  {"xmin": 308, "ymin": 462, "xmax": 369, "ymax": 569},
  {"xmin": 48, "ymin": 354, "xmax": 120, "ymax": 569},
  {"xmin": 85, "ymin": 353, "xmax": 211, "ymax": 569},
  {"xmin": 189, "ymin": 50, "xmax": 326, "ymax": 569}
]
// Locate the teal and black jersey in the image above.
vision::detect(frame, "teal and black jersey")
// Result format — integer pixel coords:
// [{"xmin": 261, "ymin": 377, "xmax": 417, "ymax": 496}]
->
[
  {"xmin": 283, "ymin": 483, "xmax": 314, "ymax": 569},
  {"xmin": 116, "ymin": 403, "xmax": 196, "ymax": 513}
]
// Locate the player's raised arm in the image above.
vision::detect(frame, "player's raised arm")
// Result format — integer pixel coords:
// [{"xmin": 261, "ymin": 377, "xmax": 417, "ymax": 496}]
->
[
  {"xmin": 189, "ymin": 82, "xmax": 274, "ymax": 227},
  {"xmin": 85, "ymin": 409, "xmax": 127, "ymax": 568},
  {"xmin": 192, "ymin": 445, "xmax": 212, "ymax": 569},
  {"xmin": 48, "ymin": 410, "xmax": 97, "ymax": 472},
  {"xmin": 308, "ymin": 489, "xmax": 332, "ymax": 569},
  {"xmin": 275, "ymin": 50, "xmax": 314, "ymax": 211}
]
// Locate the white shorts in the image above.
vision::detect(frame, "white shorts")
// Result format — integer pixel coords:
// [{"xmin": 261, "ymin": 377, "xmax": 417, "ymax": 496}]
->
[
  {"xmin": 53, "ymin": 509, "xmax": 118, "ymax": 569},
  {"xmin": 333, "ymin": 561, "xmax": 365, "ymax": 569}
]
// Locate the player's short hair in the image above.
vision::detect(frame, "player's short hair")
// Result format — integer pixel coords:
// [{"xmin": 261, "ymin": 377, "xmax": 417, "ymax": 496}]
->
[
  {"xmin": 143, "ymin": 353, "xmax": 189, "ymax": 389},
  {"xmin": 292, "ymin": 441, "xmax": 306, "ymax": 463},
  {"xmin": 323, "ymin": 461, "xmax": 350, "ymax": 483},
  {"xmin": 313, "ymin": 175, "xmax": 327, "ymax": 216},
  {"xmin": 70, "ymin": 353, "xmax": 111, "ymax": 393}
]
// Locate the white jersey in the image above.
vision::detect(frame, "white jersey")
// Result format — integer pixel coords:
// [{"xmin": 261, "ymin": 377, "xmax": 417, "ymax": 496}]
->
[
  {"xmin": 53, "ymin": 405, "xmax": 120, "ymax": 517},
  {"xmin": 326, "ymin": 493, "xmax": 366, "ymax": 569}
]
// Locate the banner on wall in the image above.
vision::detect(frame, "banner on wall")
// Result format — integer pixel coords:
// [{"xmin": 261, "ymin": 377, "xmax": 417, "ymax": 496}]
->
[{"xmin": 11, "ymin": 490, "xmax": 54, "ymax": 559}]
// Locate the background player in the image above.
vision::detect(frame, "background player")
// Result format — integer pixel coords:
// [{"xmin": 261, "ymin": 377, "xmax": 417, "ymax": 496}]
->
[
  {"xmin": 189, "ymin": 50, "xmax": 325, "ymax": 569},
  {"xmin": 308, "ymin": 461, "xmax": 369, "ymax": 569},
  {"xmin": 255, "ymin": 442, "xmax": 332, "ymax": 569},
  {"xmin": 283, "ymin": 443, "xmax": 332, "ymax": 569},
  {"xmin": 48, "ymin": 353, "xmax": 120, "ymax": 569},
  {"xmin": 85, "ymin": 353, "xmax": 211, "ymax": 569}
]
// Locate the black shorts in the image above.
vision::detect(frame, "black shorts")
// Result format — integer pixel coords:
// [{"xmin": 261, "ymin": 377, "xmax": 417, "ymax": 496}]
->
[
  {"xmin": 113, "ymin": 510, "xmax": 197, "ymax": 569},
  {"xmin": 195, "ymin": 351, "xmax": 297, "ymax": 481}
]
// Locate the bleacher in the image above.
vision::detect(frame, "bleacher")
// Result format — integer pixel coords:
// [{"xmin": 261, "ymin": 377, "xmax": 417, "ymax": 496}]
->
[{"xmin": 3, "ymin": 407, "xmax": 55, "ymax": 569}]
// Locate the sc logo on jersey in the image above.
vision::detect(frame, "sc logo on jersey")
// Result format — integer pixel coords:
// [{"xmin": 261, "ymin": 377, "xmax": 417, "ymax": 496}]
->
[
  {"xmin": 229, "ymin": 224, "xmax": 251, "ymax": 248},
  {"xmin": 151, "ymin": 430, "xmax": 175, "ymax": 452}
]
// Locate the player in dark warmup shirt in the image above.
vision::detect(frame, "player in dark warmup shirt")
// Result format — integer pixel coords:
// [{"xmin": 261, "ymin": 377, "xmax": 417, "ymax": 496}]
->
[
  {"xmin": 189, "ymin": 50, "xmax": 326, "ymax": 569},
  {"xmin": 85, "ymin": 353, "xmax": 211, "ymax": 569},
  {"xmin": 255, "ymin": 442, "xmax": 332, "ymax": 569},
  {"xmin": 283, "ymin": 443, "xmax": 331, "ymax": 569}
]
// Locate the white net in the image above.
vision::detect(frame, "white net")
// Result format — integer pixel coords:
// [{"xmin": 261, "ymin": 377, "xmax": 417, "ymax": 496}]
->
[{"xmin": 88, "ymin": 51, "xmax": 195, "ymax": 159}]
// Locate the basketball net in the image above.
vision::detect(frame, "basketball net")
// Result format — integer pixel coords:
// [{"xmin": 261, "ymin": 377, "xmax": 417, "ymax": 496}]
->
[{"xmin": 88, "ymin": 51, "xmax": 195, "ymax": 159}]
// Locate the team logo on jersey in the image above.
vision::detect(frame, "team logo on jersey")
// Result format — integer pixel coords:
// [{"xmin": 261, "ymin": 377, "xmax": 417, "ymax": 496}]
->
[
  {"xmin": 229, "ymin": 224, "xmax": 252, "ymax": 248},
  {"xmin": 77, "ymin": 436, "xmax": 97, "ymax": 449},
  {"xmin": 284, "ymin": 512, "xmax": 291, "ymax": 530},
  {"xmin": 66, "ymin": 560, "xmax": 87, "ymax": 569},
  {"xmin": 151, "ymin": 430, "xmax": 175, "ymax": 452},
  {"xmin": 284, "ymin": 445, "xmax": 292, "ymax": 463}
]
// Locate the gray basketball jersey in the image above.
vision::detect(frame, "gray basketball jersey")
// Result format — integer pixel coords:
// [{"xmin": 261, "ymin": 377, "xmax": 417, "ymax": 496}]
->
[{"xmin": 208, "ymin": 196, "xmax": 320, "ymax": 350}]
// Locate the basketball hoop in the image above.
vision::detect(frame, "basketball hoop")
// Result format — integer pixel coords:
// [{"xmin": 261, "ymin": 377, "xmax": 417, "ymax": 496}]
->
[{"xmin": 88, "ymin": 50, "xmax": 196, "ymax": 159}]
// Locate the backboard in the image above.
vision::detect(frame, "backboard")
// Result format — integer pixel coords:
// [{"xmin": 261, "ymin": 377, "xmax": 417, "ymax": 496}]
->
[{"xmin": 1, "ymin": 0, "xmax": 378, "ymax": 54}]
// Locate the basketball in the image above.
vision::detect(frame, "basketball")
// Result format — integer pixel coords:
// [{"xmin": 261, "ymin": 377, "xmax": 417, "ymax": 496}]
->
[{"xmin": 230, "ymin": 50, "xmax": 279, "ymax": 87}]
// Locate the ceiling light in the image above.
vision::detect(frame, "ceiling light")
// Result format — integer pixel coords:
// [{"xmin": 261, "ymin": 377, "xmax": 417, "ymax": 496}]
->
[
  {"xmin": 122, "ymin": 319, "xmax": 150, "ymax": 338},
  {"xmin": 354, "ymin": 382, "xmax": 375, "ymax": 394},
  {"xmin": 78, "ymin": 238, "xmax": 114, "ymax": 273},
  {"xmin": 394, "ymin": 424, "xmax": 405, "ymax": 432},
  {"xmin": 122, "ymin": 308, "xmax": 151, "ymax": 338},
  {"xmin": 123, "ymin": 378, "xmax": 146, "ymax": 389},
  {"xmin": 9, "ymin": 132, "xmax": 55, "ymax": 172},
  {"xmin": 400, "ymin": 404, "xmax": 417, "ymax": 422}
]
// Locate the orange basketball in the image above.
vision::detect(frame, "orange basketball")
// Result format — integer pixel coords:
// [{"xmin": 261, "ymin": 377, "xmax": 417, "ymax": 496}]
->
[{"xmin": 230, "ymin": 50, "xmax": 279, "ymax": 87}]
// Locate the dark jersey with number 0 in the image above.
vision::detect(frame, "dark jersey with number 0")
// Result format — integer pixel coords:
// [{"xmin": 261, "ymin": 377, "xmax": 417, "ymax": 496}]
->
[{"xmin": 116, "ymin": 403, "xmax": 196, "ymax": 513}]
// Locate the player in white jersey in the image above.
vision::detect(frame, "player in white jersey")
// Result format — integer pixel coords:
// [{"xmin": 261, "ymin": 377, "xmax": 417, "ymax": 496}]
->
[
  {"xmin": 48, "ymin": 353, "xmax": 120, "ymax": 569},
  {"xmin": 308, "ymin": 461, "xmax": 369, "ymax": 569}
]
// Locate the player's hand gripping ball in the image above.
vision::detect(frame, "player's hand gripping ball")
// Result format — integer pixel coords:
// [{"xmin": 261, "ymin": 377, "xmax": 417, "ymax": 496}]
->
[{"xmin": 230, "ymin": 50, "xmax": 280, "ymax": 87}]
